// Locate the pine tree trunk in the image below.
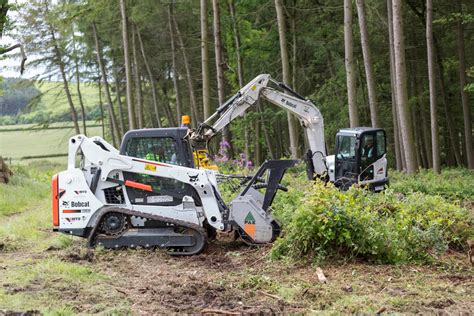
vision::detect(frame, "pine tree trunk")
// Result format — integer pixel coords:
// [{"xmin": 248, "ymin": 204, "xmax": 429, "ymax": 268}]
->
[
  {"xmin": 356, "ymin": 0, "xmax": 379, "ymax": 127},
  {"xmin": 392, "ymin": 0, "xmax": 418, "ymax": 173},
  {"xmin": 159, "ymin": 81, "xmax": 177, "ymax": 127},
  {"xmin": 212, "ymin": 0, "xmax": 232, "ymax": 153},
  {"xmin": 258, "ymin": 105, "xmax": 276, "ymax": 159},
  {"xmin": 98, "ymin": 80, "xmax": 105, "ymax": 138},
  {"xmin": 92, "ymin": 22, "xmax": 121, "ymax": 146},
  {"xmin": 228, "ymin": 0, "xmax": 243, "ymax": 88},
  {"xmin": 168, "ymin": 4, "xmax": 182, "ymax": 126},
  {"xmin": 255, "ymin": 119, "xmax": 261, "ymax": 165},
  {"xmin": 120, "ymin": 0, "xmax": 135, "ymax": 131},
  {"xmin": 434, "ymin": 38, "xmax": 462, "ymax": 166},
  {"xmin": 456, "ymin": 0, "xmax": 473, "ymax": 169},
  {"xmin": 414, "ymin": 56, "xmax": 433, "ymax": 169},
  {"xmin": 420, "ymin": 104, "xmax": 433, "ymax": 168},
  {"xmin": 131, "ymin": 25, "xmax": 144, "ymax": 129},
  {"xmin": 201, "ymin": 0, "xmax": 211, "ymax": 120},
  {"xmin": 275, "ymin": 0, "xmax": 299, "ymax": 158},
  {"xmin": 172, "ymin": 13, "xmax": 201, "ymax": 125},
  {"xmin": 425, "ymin": 0, "xmax": 440, "ymax": 172},
  {"xmin": 387, "ymin": 0, "xmax": 403, "ymax": 171},
  {"xmin": 75, "ymin": 60, "xmax": 87, "ymax": 136},
  {"xmin": 136, "ymin": 26, "xmax": 162, "ymax": 128},
  {"xmin": 411, "ymin": 30, "xmax": 432, "ymax": 169},
  {"xmin": 50, "ymin": 30, "xmax": 80, "ymax": 135},
  {"xmin": 291, "ymin": 0, "xmax": 297, "ymax": 90},
  {"xmin": 112, "ymin": 63, "xmax": 126, "ymax": 133},
  {"xmin": 344, "ymin": 0, "xmax": 359, "ymax": 128},
  {"xmin": 228, "ymin": 0, "xmax": 249, "ymax": 160},
  {"xmin": 410, "ymin": 104, "xmax": 422, "ymax": 168}
]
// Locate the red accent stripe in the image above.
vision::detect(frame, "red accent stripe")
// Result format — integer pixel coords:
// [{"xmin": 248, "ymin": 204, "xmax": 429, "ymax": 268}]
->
[
  {"xmin": 63, "ymin": 209, "xmax": 81, "ymax": 213},
  {"xmin": 132, "ymin": 158, "xmax": 171, "ymax": 167},
  {"xmin": 52, "ymin": 174, "xmax": 59, "ymax": 226},
  {"xmin": 125, "ymin": 180, "xmax": 153, "ymax": 192}
]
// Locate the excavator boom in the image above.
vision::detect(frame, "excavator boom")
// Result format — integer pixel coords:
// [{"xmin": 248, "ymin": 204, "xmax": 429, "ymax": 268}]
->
[{"xmin": 189, "ymin": 74, "xmax": 328, "ymax": 179}]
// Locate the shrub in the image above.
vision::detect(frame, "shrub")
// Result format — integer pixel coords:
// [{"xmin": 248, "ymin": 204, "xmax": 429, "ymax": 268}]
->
[{"xmin": 271, "ymin": 181, "xmax": 473, "ymax": 264}]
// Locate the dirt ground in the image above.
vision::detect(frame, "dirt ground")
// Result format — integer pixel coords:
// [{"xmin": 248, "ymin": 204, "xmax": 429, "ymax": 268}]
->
[
  {"xmin": 11, "ymin": 241, "xmax": 474, "ymax": 315},
  {"xmin": 0, "ymin": 210, "xmax": 473, "ymax": 315}
]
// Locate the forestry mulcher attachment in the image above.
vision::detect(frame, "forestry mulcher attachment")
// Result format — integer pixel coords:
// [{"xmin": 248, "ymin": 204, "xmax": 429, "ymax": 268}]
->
[
  {"xmin": 53, "ymin": 74, "xmax": 388, "ymax": 255},
  {"xmin": 52, "ymin": 133, "xmax": 296, "ymax": 255}
]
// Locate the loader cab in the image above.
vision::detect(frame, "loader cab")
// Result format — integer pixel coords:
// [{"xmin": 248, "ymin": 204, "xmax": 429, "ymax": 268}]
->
[
  {"xmin": 120, "ymin": 128, "xmax": 194, "ymax": 168},
  {"xmin": 334, "ymin": 127, "xmax": 388, "ymax": 191}
]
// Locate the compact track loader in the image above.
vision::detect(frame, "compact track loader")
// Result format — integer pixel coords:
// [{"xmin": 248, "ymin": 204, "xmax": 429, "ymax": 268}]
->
[{"xmin": 52, "ymin": 133, "xmax": 296, "ymax": 255}]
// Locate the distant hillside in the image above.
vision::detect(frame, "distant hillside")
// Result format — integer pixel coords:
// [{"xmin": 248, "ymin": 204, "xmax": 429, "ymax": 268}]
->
[
  {"xmin": 0, "ymin": 79, "xmax": 100, "ymax": 125},
  {"xmin": 0, "ymin": 78, "xmax": 40, "ymax": 115}
]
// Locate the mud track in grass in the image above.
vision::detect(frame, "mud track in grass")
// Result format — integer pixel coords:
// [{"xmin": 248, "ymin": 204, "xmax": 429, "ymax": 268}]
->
[{"xmin": 83, "ymin": 241, "xmax": 295, "ymax": 314}]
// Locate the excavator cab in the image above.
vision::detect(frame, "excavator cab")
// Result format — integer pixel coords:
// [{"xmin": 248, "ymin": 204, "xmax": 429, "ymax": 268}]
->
[{"xmin": 333, "ymin": 128, "xmax": 388, "ymax": 191}]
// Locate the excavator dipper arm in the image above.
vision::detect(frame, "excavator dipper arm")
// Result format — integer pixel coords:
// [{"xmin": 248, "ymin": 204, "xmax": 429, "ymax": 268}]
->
[{"xmin": 190, "ymin": 74, "xmax": 328, "ymax": 178}]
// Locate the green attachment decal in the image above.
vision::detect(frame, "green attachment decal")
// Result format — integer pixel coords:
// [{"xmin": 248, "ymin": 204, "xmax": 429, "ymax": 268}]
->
[{"xmin": 244, "ymin": 212, "xmax": 256, "ymax": 224}]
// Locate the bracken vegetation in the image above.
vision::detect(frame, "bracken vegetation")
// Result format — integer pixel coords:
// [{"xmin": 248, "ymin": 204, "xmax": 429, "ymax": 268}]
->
[
  {"xmin": 271, "ymin": 177, "xmax": 473, "ymax": 264},
  {"xmin": 214, "ymin": 165, "xmax": 474, "ymax": 264}
]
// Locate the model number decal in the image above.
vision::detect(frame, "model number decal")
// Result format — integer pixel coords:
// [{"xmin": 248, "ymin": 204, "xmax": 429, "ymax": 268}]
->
[{"xmin": 147, "ymin": 195, "xmax": 173, "ymax": 203}]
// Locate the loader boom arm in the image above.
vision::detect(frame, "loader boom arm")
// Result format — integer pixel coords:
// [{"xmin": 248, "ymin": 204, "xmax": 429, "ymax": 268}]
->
[
  {"xmin": 191, "ymin": 74, "xmax": 327, "ymax": 177},
  {"xmin": 67, "ymin": 135, "xmax": 226, "ymax": 231}
]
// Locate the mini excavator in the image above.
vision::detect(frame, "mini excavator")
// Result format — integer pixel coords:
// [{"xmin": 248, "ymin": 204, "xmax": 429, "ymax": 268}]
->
[{"xmin": 52, "ymin": 74, "xmax": 388, "ymax": 255}]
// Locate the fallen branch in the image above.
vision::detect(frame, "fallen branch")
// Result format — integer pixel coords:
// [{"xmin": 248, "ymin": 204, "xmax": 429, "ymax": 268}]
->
[
  {"xmin": 115, "ymin": 288, "xmax": 127, "ymax": 295},
  {"xmin": 257, "ymin": 290, "xmax": 283, "ymax": 301},
  {"xmin": 201, "ymin": 308, "xmax": 240, "ymax": 315},
  {"xmin": 376, "ymin": 306, "xmax": 387, "ymax": 314}
]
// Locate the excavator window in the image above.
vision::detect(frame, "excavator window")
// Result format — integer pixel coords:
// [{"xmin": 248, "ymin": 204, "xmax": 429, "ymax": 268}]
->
[
  {"xmin": 376, "ymin": 131, "xmax": 386, "ymax": 158},
  {"xmin": 336, "ymin": 135, "xmax": 356, "ymax": 160}
]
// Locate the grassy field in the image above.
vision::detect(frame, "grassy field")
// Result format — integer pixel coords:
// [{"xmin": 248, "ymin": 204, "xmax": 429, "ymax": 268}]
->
[
  {"xmin": 33, "ymin": 81, "xmax": 100, "ymax": 117},
  {"xmin": 0, "ymin": 162, "xmax": 473, "ymax": 314},
  {"xmin": 0, "ymin": 123, "xmax": 103, "ymax": 163}
]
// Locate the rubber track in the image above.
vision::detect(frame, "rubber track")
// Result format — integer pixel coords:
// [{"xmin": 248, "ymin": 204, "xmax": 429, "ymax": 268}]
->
[{"xmin": 86, "ymin": 206, "xmax": 207, "ymax": 256}]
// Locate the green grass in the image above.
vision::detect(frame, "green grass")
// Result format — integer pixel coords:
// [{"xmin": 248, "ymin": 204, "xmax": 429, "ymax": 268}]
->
[
  {"xmin": 0, "ymin": 124, "xmax": 103, "ymax": 162},
  {"xmin": 0, "ymin": 160, "xmax": 130, "ymax": 314},
  {"xmin": 34, "ymin": 81, "xmax": 100, "ymax": 117},
  {"xmin": 0, "ymin": 255, "xmax": 126, "ymax": 314},
  {"xmin": 0, "ymin": 121, "xmax": 101, "ymax": 131},
  {"xmin": 0, "ymin": 162, "xmax": 62, "ymax": 217}
]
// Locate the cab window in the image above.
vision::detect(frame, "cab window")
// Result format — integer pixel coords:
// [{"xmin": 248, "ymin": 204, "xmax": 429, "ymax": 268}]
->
[
  {"xmin": 336, "ymin": 135, "xmax": 356, "ymax": 160},
  {"xmin": 376, "ymin": 131, "xmax": 386, "ymax": 158},
  {"xmin": 125, "ymin": 137, "xmax": 182, "ymax": 166},
  {"xmin": 360, "ymin": 134, "xmax": 375, "ymax": 160}
]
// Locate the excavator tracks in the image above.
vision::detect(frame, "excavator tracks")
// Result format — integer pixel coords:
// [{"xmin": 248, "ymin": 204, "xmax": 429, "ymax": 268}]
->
[{"xmin": 87, "ymin": 207, "xmax": 207, "ymax": 256}]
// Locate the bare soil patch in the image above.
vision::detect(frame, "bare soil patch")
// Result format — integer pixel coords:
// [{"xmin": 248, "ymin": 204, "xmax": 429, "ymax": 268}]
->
[{"xmin": 81, "ymin": 240, "xmax": 473, "ymax": 314}]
